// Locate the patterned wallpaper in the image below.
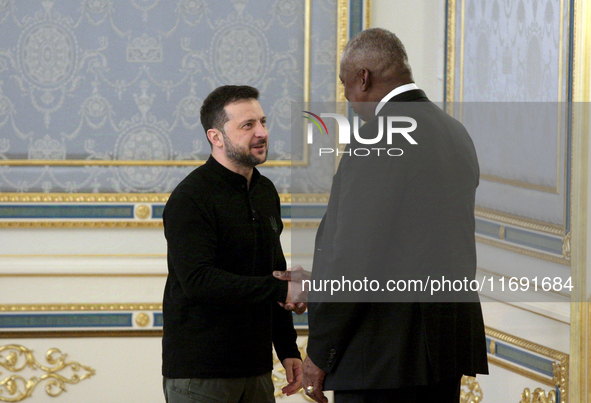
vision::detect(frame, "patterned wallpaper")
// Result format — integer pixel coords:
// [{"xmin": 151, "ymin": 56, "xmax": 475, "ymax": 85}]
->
[
  {"xmin": 460, "ymin": 0, "xmax": 567, "ymax": 102},
  {"xmin": 0, "ymin": 0, "xmax": 337, "ymax": 193},
  {"xmin": 449, "ymin": 0, "xmax": 570, "ymax": 226}
]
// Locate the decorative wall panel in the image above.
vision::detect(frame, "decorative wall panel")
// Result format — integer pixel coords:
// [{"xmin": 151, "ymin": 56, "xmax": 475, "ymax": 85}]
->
[
  {"xmin": 446, "ymin": 0, "xmax": 573, "ymax": 261},
  {"xmin": 486, "ymin": 327, "xmax": 569, "ymax": 403},
  {"xmin": 0, "ymin": 0, "xmax": 339, "ymax": 194}
]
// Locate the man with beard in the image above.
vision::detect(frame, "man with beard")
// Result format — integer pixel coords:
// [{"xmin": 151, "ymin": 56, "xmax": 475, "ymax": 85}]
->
[{"xmin": 162, "ymin": 85, "xmax": 303, "ymax": 403}]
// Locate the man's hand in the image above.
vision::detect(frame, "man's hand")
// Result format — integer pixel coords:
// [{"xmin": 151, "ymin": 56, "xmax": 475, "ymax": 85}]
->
[
  {"xmin": 273, "ymin": 265, "xmax": 311, "ymax": 314},
  {"xmin": 281, "ymin": 358, "xmax": 303, "ymax": 396},
  {"xmin": 302, "ymin": 355, "xmax": 328, "ymax": 403}
]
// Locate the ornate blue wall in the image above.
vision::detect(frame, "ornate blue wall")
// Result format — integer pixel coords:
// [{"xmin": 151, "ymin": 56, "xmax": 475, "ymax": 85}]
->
[{"xmin": 0, "ymin": 0, "xmax": 338, "ymax": 194}]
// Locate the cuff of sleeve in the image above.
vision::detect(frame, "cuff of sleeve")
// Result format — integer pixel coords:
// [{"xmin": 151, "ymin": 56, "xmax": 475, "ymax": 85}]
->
[
  {"xmin": 270, "ymin": 276, "xmax": 289, "ymax": 302},
  {"xmin": 306, "ymin": 340, "xmax": 336, "ymax": 374},
  {"xmin": 277, "ymin": 348, "xmax": 302, "ymax": 363}
]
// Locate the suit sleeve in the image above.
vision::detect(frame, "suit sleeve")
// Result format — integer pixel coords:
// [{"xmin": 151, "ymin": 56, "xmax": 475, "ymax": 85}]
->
[
  {"xmin": 307, "ymin": 132, "xmax": 414, "ymax": 372},
  {"xmin": 164, "ymin": 190, "xmax": 288, "ymax": 304}
]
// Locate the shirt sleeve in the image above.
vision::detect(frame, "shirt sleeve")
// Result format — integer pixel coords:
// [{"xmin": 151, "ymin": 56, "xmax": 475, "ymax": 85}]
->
[
  {"xmin": 272, "ymin": 303, "xmax": 301, "ymax": 362},
  {"xmin": 164, "ymin": 190, "xmax": 288, "ymax": 304},
  {"xmin": 270, "ymin": 209, "xmax": 301, "ymax": 361}
]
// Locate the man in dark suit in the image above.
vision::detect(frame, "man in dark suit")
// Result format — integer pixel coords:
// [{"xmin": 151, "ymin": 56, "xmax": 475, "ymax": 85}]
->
[{"xmin": 301, "ymin": 28, "xmax": 489, "ymax": 403}]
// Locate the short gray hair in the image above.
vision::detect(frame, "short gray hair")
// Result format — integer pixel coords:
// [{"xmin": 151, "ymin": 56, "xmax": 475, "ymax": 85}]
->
[{"xmin": 341, "ymin": 28, "xmax": 413, "ymax": 81}]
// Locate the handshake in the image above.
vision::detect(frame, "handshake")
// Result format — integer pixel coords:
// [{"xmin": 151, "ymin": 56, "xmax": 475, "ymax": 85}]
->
[{"xmin": 273, "ymin": 265, "xmax": 311, "ymax": 315}]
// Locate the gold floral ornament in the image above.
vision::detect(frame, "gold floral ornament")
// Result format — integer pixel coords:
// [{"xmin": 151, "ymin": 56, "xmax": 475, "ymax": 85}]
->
[
  {"xmin": 135, "ymin": 312, "xmax": 150, "ymax": 327},
  {"xmin": 135, "ymin": 204, "xmax": 151, "ymax": 220},
  {"xmin": 460, "ymin": 376, "xmax": 483, "ymax": 403},
  {"xmin": 520, "ymin": 387, "xmax": 556, "ymax": 403},
  {"xmin": 0, "ymin": 345, "xmax": 95, "ymax": 402}
]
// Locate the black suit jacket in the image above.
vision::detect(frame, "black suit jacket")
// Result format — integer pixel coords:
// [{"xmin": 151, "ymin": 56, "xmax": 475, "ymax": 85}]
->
[{"xmin": 307, "ymin": 90, "xmax": 489, "ymax": 390}]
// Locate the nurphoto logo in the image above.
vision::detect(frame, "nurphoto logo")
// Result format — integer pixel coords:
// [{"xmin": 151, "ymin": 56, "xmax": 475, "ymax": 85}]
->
[{"xmin": 302, "ymin": 111, "xmax": 418, "ymax": 157}]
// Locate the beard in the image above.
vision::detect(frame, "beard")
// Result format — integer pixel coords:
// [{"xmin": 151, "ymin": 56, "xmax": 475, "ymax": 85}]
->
[{"xmin": 222, "ymin": 132, "xmax": 267, "ymax": 167}]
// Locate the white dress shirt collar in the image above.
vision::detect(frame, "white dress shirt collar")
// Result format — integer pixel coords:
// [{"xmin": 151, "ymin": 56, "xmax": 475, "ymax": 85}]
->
[{"xmin": 374, "ymin": 83, "xmax": 420, "ymax": 115}]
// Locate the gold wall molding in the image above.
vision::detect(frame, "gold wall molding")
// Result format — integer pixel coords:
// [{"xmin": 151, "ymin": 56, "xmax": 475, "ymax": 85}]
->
[
  {"xmin": 287, "ymin": 194, "xmax": 330, "ymax": 203},
  {"xmin": 0, "ymin": 193, "xmax": 328, "ymax": 204},
  {"xmin": 0, "ymin": 160, "xmax": 213, "ymax": 167},
  {"xmin": 445, "ymin": 0, "xmax": 456, "ymax": 107},
  {"xmin": 336, "ymin": 0, "xmax": 347, "ymax": 104},
  {"xmin": 569, "ymin": 0, "xmax": 591, "ymax": 402},
  {"xmin": 480, "ymin": 174, "xmax": 560, "ymax": 195},
  {"xmin": 0, "ymin": 304, "xmax": 162, "ymax": 312},
  {"xmin": 520, "ymin": 388, "xmax": 556, "ymax": 403},
  {"xmin": 475, "ymin": 236, "xmax": 569, "ymax": 266},
  {"xmin": 303, "ymin": 0, "xmax": 311, "ymax": 103},
  {"xmin": 0, "ymin": 221, "xmax": 164, "ymax": 229},
  {"xmin": 0, "ymin": 273, "xmax": 167, "ymax": 278},
  {"xmin": 0, "ymin": 344, "xmax": 95, "ymax": 402},
  {"xmin": 486, "ymin": 327, "xmax": 568, "ymax": 401},
  {"xmin": 0, "ymin": 330, "xmax": 162, "ymax": 339},
  {"xmin": 0, "ymin": 193, "xmax": 170, "ymax": 203},
  {"xmin": 364, "ymin": 0, "xmax": 371, "ymax": 29},
  {"xmin": 0, "ymin": 219, "xmax": 318, "ymax": 229},
  {"xmin": 284, "ymin": 221, "xmax": 321, "ymax": 229},
  {"xmin": 475, "ymin": 207, "xmax": 564, "ymax": 236},
  {"xmin": 486, "ymin": 327, "xmax": 569, "ymax": 365},
  {"xmin": 0, "ymin": 254, "xmax": 165, "ymax": 258},
  {"xmin": 0, "ymin": 192, "xmax": 329, "ymax": 228}
]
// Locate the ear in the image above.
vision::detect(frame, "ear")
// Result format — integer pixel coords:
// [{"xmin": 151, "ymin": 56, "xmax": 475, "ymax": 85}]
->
[
  {"xmin": 207, "ymin": 129, "xmax": 224, "ymax": 148},
  {"xmin": 358, "ymin": 68, "xmax": 371, "ymax": 92}
]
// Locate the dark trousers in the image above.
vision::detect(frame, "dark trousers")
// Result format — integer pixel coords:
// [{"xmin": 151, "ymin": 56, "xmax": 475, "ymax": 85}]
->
[{"xmin": 334, "ymin": 376, "xmax": 463, "ymax": 403}]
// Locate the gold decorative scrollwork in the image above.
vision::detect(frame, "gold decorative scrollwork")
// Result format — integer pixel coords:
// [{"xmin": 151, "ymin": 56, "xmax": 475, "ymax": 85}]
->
[
  {"xmin": 460, "ymin": 376, "xmax": 483, "ymax": 403},
  {"xmin": 552, "ymin": 360, "xmax": 568, "ymax": 401},
  {"xmin": 0, "ymin": 345, "xmax": 95, "ymax": 402},
  {"xmin": 520, "ymin": 387, "xmax": 556, "ymax": 403},
  {"xmin": 561, "ymin": 232, "xmax": 571, "ymax": 259}
]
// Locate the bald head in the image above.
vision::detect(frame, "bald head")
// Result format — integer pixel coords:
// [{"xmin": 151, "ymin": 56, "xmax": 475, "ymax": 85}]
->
[{"xmin": 341, "ymin": 28, "xmax": 414, "ymax": 89}]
